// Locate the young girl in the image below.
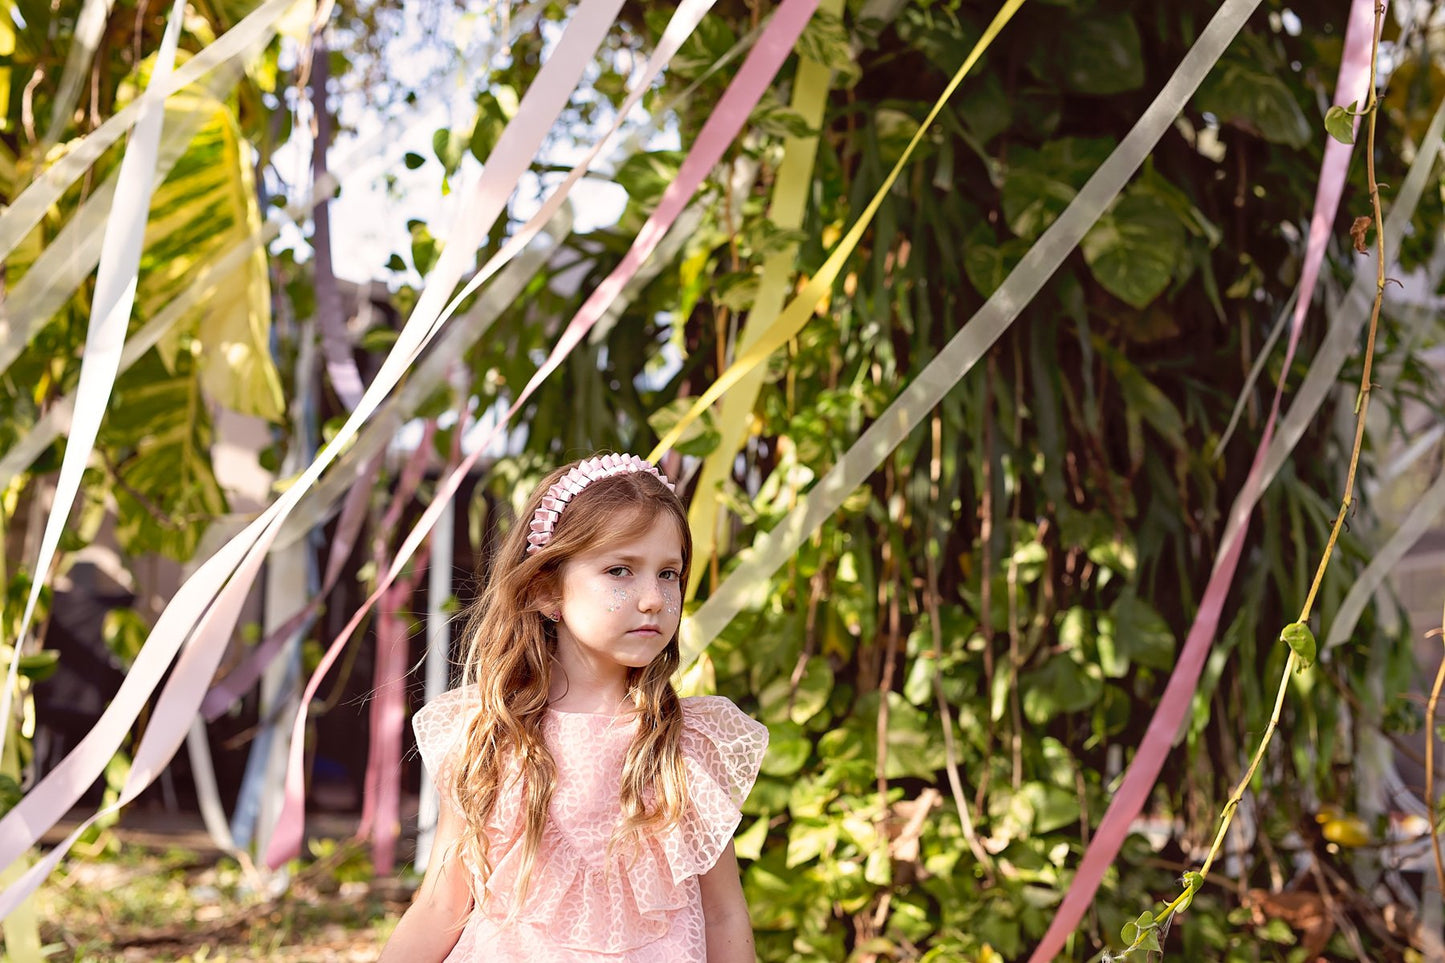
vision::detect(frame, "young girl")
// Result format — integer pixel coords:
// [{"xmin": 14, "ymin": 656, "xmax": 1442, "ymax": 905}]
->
[{"xmin": 380, "ymin": 453, "xmax": 769, "ymax": 962}]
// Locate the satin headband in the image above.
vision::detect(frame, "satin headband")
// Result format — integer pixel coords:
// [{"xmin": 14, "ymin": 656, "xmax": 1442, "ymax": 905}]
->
[{"xmin": 525, "ymin": 454, "xmax": 674, "ymax": 554}]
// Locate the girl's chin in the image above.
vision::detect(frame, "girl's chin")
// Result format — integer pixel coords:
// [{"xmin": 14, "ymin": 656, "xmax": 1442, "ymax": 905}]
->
[{"xmin": 616, "ymin": 639, "xmax": 670, "ymax": 666}]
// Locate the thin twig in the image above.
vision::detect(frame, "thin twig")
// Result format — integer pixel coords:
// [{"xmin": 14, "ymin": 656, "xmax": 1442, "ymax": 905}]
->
[
  {"xmin": 924, "ymin": 549, "xmax": 995, "ymax": 880},
  {"xmin": 1426, "ymin": 606, "xmax": 1445, "ymax": 902}
]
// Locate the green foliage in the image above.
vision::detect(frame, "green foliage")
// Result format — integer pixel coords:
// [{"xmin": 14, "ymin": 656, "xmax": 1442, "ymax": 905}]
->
[
  {"xmin": 104, "ymin": 351, "xmax": 229, "ymax": 561},
  {"xmin": 1082, "ymin": 181, "xmax": 1188, "ymax": 308},
  {"xmin": 487, "ymin": 4, "xmax": 1432, "ymax": 959},
  {"xmin": 1194, "ymin": 34, "xmax": 1313, "ymax": 149},
  {"xmin": 1029, "ymin": 12, "xmax": 1145, "ymax": 96},
  {"xmin": 0, "ymin": 773, "xmax": 22, "ymax": 818}
]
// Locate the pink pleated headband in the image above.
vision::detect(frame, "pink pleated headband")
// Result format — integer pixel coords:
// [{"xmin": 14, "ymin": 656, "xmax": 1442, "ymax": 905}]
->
[{"xmin": 526, "ymin": 453, "xmax": 674, "ymax": 554}]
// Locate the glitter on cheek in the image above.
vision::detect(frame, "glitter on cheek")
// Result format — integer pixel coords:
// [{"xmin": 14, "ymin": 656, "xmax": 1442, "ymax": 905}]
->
[
  {"xmin": 604, "ymin": 586, "xmax": 629, "ymax": 613},
  {"xmin": 663, "ymin": 585, "xmax": 680, "ymax": 615}
]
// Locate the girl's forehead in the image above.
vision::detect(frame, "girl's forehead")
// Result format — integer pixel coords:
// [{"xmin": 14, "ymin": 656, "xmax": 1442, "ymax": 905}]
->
[{"xmin": 577, "ymin": 512, "xmax": 684, "ymax": 561}]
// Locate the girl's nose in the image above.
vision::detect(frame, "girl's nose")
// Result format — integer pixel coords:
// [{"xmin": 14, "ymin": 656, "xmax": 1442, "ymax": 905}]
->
[{"xmin": 637, "ymin": 578, "xmax": 665, "ymax": 612}]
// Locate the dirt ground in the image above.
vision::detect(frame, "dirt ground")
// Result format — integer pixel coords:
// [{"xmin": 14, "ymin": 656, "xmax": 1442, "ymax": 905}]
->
[{"xmin": 26, "ymin": 809, "xmax": 415, "ymax": 962}]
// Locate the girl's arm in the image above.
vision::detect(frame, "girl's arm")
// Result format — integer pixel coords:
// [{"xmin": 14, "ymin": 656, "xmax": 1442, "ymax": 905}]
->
[
  {"xmin": 699, "ymin": 841, "xmax": 757, "ymax": 963},
  {"xmin": 378, "ymin": 798, "xmax": 474, "ymax": 962}
]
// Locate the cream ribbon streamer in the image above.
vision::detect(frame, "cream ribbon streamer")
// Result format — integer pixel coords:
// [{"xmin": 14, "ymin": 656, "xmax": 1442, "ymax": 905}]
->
[{"xmin": 683, "ymin": 0, "xmax": 843, "ymax": 600}]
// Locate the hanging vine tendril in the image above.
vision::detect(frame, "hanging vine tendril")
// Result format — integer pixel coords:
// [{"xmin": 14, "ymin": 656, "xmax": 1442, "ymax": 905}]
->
[{"xmin": 1114, "ymin": 3, "xmax": 1390, "ymax": 957}]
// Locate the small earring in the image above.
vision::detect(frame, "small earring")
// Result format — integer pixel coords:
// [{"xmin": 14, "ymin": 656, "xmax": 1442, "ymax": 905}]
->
[{"xmin": 548, "ymin": 612, "xmax": 560, "ymax": 622}]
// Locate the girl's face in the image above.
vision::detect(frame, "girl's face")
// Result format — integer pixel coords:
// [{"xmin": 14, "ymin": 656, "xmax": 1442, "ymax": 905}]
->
[{"xmin": 552, "ymin": 513, "xmax": 685, "ymax": 687}]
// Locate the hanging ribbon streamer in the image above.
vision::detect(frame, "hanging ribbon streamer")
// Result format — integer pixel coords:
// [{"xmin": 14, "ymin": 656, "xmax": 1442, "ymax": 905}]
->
[
  {"xmin": 685, "ymin": 0, "xmax": 843, "ymax": 600},
  {"xmin": 1028, "ymin": 2, "xmax": 1380, "ymax": 956},
  {"xmin": 198, "ymin": 455, "xmax": 379, "ymax": 720},
  {"xmin": 649, "ymin": 0, "xmax": 1027, "ymax": 460},
  {"xmin": 228, "ymin": 311, "xmax": 321, "ymax": 856},
  {"xmin": 0, "ymin": 0, "xmax": 187, "ymax": 763},
  {"xmin": 42, "ymin": 0, "xmax": 115, "ymax": 146},
  {"xmin": 356, "ymin": 421, "xmax": 438, "ymax": 874},
  {"xmin": 0, "ymin": 0, "xmax": 626, "ymax": 916},
  {"xmin": 262, "ymin": 0, "xmax": 822, "ymax": 869},
  {"xmin": 1324, "ymin": 465, "xmax": 1445, "ymax": 653}
]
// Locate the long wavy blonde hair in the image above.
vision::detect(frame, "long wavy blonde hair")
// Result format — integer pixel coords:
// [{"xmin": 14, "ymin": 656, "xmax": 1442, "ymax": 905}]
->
[{"xmin": 452, "ymin": 459, "xmax": 693, "ymax": 907}]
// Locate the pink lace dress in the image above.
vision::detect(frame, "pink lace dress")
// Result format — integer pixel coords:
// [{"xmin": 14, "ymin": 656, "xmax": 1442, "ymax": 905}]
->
[{"xmin": 412, "ymin": 690, "xmax": 769, "ymax": 962}]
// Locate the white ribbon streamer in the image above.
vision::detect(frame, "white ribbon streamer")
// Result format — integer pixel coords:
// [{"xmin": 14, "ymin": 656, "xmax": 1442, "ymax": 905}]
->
[
  {"xmin": 43, "ymin": 0, "xmax": 116, "ymax": 146},
  {"xmin": 1325, "ymin": 457, "xmax": 1445, "ymax": 652},
  {"xmin": 0, "ymin": 0, "xmax": 187, "ymax": 764}
]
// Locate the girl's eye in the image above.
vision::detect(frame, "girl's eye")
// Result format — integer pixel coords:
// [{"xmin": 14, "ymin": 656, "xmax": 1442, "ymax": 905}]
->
[
  {"xmin": 607, "ymin": 566, "xmax": 632, "ymax": 577},
  {"xmin": 660, "ymin": 569, "xmax": 680, "ymax": 582}
]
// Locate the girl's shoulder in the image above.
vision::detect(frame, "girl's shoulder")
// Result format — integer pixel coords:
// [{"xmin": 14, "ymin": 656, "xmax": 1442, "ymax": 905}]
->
[
  {"xmin": 676, "ymin": 696, "xmax": 769, "ymax": 795},
  {"xmin": 412, "ymin": 685, "xmax": 480, "ymax": 779},
  {"xmin": 678, "ymin": 695, "xmax": 769, "ymax": 758},
  {"xmin": 658, "ymin": 696, "xmax": 770, "ymax": 880}
]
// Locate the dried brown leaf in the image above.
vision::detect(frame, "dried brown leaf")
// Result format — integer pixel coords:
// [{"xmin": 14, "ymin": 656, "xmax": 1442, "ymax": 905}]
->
[{"xmin": 1350, "ymin": 215, "xmax": 1373, "ymax": 254}]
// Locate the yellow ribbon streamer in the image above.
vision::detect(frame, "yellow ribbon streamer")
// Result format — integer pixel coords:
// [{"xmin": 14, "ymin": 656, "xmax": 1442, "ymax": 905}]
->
[
  {"xmin": 648, "ymin": 0, "xmax": 1027, "ymax": 462},
  {"xmin": 682, "ymin": 0, "xmax": 843, "ymax": 600}
]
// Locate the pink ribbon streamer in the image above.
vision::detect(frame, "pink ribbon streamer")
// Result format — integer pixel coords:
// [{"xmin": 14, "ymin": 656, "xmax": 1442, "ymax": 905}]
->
[
  {"xmin": 262, "ymin": 0, "xmax": 823, "ymax": 869},
  {"xmin": 356, "ymin": 421, "xmax": 436, "ymax": 873},
  {"xmin": 1029, "ymin": 2, "xmax": 1378, "ymax": 957},
  {"xmin": 359, "ymin": 579, "xmax": 420, "ymax": 874}
]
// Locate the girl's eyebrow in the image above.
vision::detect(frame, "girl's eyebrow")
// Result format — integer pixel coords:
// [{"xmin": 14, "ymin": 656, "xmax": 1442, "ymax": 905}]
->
[{"xmin": 606, "ymin": 552, "xmax": 685, "ymax": 568}]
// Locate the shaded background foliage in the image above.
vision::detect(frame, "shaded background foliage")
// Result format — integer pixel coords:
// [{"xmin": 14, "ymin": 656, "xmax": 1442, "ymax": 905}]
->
[{"xmin": 4, "ymin": 0, "xmax": 1445, "ymax": 960}]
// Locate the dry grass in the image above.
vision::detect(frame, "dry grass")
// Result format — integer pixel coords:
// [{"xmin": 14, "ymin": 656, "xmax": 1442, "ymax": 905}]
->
[{"xmin": 30, "ymin": 838, "xmax": 412, "ymax": 962}]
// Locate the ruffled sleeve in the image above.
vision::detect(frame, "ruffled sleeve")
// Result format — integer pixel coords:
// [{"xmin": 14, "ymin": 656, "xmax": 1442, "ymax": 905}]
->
[
  {"xmin": 412, "ymin": 686, "xmax": 478, "ymax": 812},
  {"xmin": 661, "ymin": 696, "xmax": 769, "ymax": 882}
]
